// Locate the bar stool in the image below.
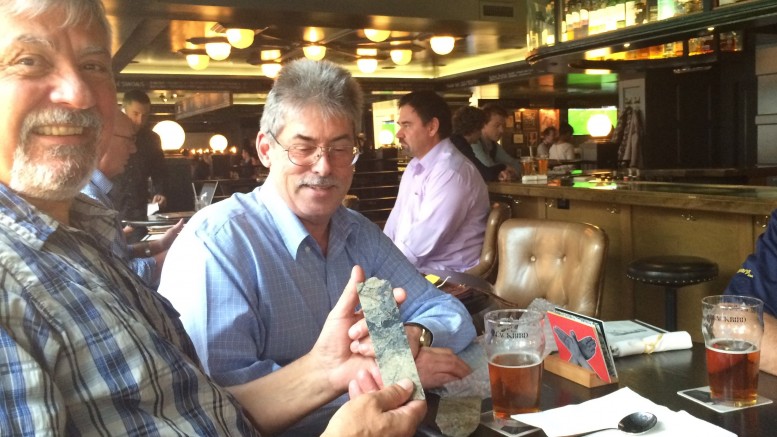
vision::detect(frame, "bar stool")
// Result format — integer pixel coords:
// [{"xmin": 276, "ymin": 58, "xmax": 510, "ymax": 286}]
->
[{"xmin": 626, "ymin": 255, "xmax": 719, "ymax": 332}]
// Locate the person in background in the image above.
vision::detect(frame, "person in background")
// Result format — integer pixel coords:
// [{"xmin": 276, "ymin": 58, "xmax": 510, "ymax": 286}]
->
[
  {"xmin": 385, "ymin": 91, "xmax": 490, "ymax": 273},
  {"xmin": 726, "ymin": 208, "xmax": 777, "ymax": 376},
  {"xmin": 549, "ymin": 122, "xmax": 576, "ymax": 161},
  {"xmin": 0, "ymin": 1, "xmax": 425, "ymax": 436},
  {"xmin": 113, "ymin": 89, "xmax": 167, "ymax": 242},
  {"xmin": 81, "ymin": 108, "xmax": 182, "ymax": 288},
  {"xmin": 158, "ymin": 60, "xmax": 474, "ymax": 436},
  {"xmin": 537, "ymin": 126, "xmax": 558, "ymax": 157},
  {"xmin": 450, "ymin": 105, "xmax": 514, "ymax": 182},
  {"xmin": 472, "ymin": 103, "xmax": 521, "ymax": 175}
]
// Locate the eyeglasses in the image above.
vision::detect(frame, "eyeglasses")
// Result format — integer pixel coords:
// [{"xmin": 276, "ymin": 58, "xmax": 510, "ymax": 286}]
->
[{"xmin": 268, "ymin": 131, "xmax": 361, "ymax": 167}]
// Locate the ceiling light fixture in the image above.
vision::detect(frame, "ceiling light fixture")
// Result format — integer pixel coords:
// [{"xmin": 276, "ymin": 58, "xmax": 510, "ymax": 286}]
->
[
  {"xmin": 364, "ymin": 29, "xmax": 391, "ymax": 42},
  {"xmin": 205, "ymin": 38, "xmax": 231, "ymax": 60},
  {"xmin": 186, "ymin": 53, "xmax": 210, "ymax": 70},
  {"xmin": 261, "ymin": 62, "xmax": 282, "ymax": 78},
  {"xmin": 260, "ymin": 49, "xmax": 282, "ymax": 61},
  {"xmin": 430, "ymin": 36, "xmax": 455, "ymax": 55},
  {"xmin": 303, "ymin": 44, "xmax": 327, "ymax": 61},
  {"xmin": 390, "ymin": 49, "xmax": 413, "ymax": 65},
  {"xmin": 226, "ymin": 28, "xmax": 255, "ymax": 49},
  {"xmin": 356, "ymin": 48, "xmax": 378, "ymax": 73}
]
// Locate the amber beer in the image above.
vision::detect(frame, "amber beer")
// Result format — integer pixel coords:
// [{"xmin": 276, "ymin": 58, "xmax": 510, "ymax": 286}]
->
[
  {"xmin": 706, "ymin": 339, "xmax": 760, "ymax": 406},
  {"xmin": 487, "ymin": 351, "xmax": 543, "ymax": 419},
  {"xmin": 536, "ymin": 156, "xmax": 549, "ymax": 175}
]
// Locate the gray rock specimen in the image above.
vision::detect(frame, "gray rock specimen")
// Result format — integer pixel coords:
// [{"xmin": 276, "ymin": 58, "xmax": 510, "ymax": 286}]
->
[{"xmin": 357, "ymin": 277, "xmax": 425, "ymax": 400}]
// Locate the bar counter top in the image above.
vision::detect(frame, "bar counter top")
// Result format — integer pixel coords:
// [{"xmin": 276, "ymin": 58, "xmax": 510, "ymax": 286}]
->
[{"xmin": 488, "ymin": 180, "xmax": 777, "ymax": 216}]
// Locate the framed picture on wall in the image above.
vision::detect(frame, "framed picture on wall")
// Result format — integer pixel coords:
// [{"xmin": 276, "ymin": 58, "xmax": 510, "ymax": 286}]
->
[
  {"xmin": 522, "ymin": 109, "xmax": 539, "ymax": 131},
  {"xmin": 506, "ymin": 114, "xmax": 514, "ymax": 128},
  {"xmin": 513, "ymin": 133, "xmax": 524, "ymax": 144},
  {"xmin": 539, "ymin": 109, "xmax": 559, "ymax": 132},
  {"xmin": 527, "ymin": 132, "xmax": 538, "ymax": 145}
]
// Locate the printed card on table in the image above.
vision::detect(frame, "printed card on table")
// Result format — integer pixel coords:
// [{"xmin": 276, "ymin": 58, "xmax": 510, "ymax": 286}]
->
[{"xmin": 546, "ymin": 309, "xmax": 617, "ymax": 383}]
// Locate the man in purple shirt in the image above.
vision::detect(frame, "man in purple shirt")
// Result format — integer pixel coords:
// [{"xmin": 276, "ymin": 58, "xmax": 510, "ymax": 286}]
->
[{"xmin": 384, "ymin": 91, "xmax": 490, "ymax": 272}]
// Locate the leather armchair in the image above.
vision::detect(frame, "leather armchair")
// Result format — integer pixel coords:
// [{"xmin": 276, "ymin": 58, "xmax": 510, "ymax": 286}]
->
[
  {"xmin": 490, "ymin": 218, "xmax": 608, "ymax": 318},
  {"xmin": 465, "ymin": 201, "xmax": 511, "ymax": 282}
]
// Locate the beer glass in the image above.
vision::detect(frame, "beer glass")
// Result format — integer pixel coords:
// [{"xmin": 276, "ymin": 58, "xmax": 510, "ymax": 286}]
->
[
  {"xmin": 520, "ymin": 156, "xmax": 534, "ymax": 176},
  {"xmin": 484, "ymin": 309, "xmax": 545, "ymax": 425},
  {"xmin": 536, "ymin": 155, "xmax": 549, "ymax": 175},
  {"xmin": 701, "ymin": 295, "xmax": 764, "ymax": 406}
]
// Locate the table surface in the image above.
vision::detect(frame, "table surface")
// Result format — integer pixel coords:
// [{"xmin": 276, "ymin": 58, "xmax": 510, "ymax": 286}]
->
[{"xmin": 422, "ymin": 343, "xmax": 777, "ymax": 437}]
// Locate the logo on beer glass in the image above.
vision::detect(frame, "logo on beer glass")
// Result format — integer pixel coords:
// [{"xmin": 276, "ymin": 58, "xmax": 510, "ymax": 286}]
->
[
  {"xmin": 701, "ymin": 295, "xmax": 764, "ymax": 407},
  {"xmin": 484, "ymin": 309, "xmax": 546, "ymax": 426}
]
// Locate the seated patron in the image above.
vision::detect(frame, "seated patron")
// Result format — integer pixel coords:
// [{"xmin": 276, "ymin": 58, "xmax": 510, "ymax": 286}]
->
[
  {"xmin": 726, "ymin": 208, "xmax": 777, "ymax": 375},
  {"xmin": 549, "ymin": 123, "xmax": 576, "ymax": 161},
  {"xmin": 158, "ymin": 60, "xmax": 475, "ymax": 436},
  {"xmin": 450, "ymin": 105, "xmax": 514, "ymax": 182},
  {"xmin": 472, "ymin": 103, "xmax": 521, "ymax": 175},
  {"xmin": 384, "ymin": 91, "xmax": 490, "ymax": 273}
]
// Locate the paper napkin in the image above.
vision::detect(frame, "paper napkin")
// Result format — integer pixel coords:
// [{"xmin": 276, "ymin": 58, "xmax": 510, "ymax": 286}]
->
[{"xmin": 513, "ymin": 387, "xmax": 735, "ymax": 437}]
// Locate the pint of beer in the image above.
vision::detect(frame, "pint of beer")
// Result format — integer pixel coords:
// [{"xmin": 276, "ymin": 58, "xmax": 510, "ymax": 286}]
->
[
  {"xmin": 484, "ymin": 309, "xmax": 545, "ymax": 425},
  {"xmin": 701, "ymin": 295, "xmax": 764, "ymax": 406}
]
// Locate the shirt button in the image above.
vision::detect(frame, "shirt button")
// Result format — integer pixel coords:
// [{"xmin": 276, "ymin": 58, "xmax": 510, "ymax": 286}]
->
[{"xmin": 305, "ymin": 246, "xmax": 311, "ymax": 253}]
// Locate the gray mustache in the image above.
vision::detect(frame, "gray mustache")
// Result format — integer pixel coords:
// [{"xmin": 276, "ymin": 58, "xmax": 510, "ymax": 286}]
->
[
  {"xmin": 297, "ymin": 175, "xmax": 339, "ymax": 188},
  {"xmin": 21, "ymin": 107, "xmax": 102, "ymax": 142}
]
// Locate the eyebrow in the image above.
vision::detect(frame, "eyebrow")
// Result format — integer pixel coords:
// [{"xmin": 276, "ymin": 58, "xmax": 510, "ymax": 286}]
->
[
  {"xmin": 291, "ymin": 133, "xmax": 352, "ymax": 144},
  {"xmin": 14, "ymin": 35, "xmax": 110, "ymax": 58}
]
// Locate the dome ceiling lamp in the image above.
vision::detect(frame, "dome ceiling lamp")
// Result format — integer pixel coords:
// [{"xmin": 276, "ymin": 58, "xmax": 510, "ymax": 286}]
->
[
  {"xmin": 302, "ymin": 43, "xmax": 327, "ymax": 61},
  {"xmin": 364, "ymin": 28, "xmax": 391, "ymax": 42},
  {"xmin": 356, "ymin": 48, "xmax": 379, "ymax": 74},
  {"xmin": 260, "ymin": 49, "xmax": 282, "ymax": 78},
  {"xmin": 429, "ymin": 35, "xmax": 456, "ymax": 55},
  {"xmin": 204, "ymin": 36, "xmax": 231, "ymax": 60},
  {"xmin": 226, "ymin": 28, "xmax": 255, "ymax": 49}
]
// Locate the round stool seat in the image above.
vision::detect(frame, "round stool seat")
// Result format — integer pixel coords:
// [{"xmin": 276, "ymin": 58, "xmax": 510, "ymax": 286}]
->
[{"xmin": 627, "ymin": 255, "xmax": 719, "ymax": 286}]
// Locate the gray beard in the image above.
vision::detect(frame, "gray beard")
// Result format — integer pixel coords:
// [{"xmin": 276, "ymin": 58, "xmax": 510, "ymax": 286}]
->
[{"xmin": 8, "ymin": 107, "xmax": 101, "ymax": 201}]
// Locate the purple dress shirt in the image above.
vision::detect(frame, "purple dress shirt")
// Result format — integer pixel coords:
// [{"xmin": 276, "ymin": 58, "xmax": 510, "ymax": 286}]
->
[{"xmin": 384, "ymin": 138, "xmax": 489, "ymax": 272}]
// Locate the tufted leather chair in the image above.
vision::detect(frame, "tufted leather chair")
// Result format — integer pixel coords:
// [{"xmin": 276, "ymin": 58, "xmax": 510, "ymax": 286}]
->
[
  {"xmin": 491, "ymin": 218, "xmax": 608, "ymax": 318},
  {"xmin": 465, "ymin": 201, "xmax": 511, "ymax": 282}
]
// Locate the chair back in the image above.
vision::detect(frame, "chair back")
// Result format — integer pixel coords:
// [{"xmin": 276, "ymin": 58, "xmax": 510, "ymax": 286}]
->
[
  {"xmin": 465, "ymin": 201, "xmax": 511, "ymax": 282},
  {"xmin": 493, "ymin": 218, "xmax": 608, "ymax": 317}
]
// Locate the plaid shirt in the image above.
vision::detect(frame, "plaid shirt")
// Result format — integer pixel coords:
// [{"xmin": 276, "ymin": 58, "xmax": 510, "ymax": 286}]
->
[{"xmin": 0, "ymin": 184, "xmax": 255, "ymax": 436}]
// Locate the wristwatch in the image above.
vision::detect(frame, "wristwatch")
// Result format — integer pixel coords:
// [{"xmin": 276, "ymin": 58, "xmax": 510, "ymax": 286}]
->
[{"xmin": 406, "ymin": 322, "xmax": 433, "ymax": 347}]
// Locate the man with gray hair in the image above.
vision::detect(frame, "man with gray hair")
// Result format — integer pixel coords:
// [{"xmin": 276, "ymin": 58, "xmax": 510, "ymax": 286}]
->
[
  {"xmin": 159, "ymin": 59, "xmax": 475, "ymax": 435},
  {"xmin": 0, "ymin": 1, "xmax": 427, "ymax": 436}
]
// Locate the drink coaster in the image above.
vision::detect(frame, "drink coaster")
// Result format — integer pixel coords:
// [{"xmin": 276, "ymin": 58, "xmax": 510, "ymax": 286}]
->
[{"xmin": 678, "ymin": 386, "xmax": 772, "ymax": 413}]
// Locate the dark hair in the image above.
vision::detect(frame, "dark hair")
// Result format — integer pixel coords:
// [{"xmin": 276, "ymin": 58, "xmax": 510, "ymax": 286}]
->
[
  {"xmin": 481, "ymin": 103, "xmax": 508, "ymax": 120},
  {"xmin": 541, "ymin": 126, "xmax": 557, "ymax": 137},
  {"xmin": 398, "ymin": 90, "xmax": 452, "ymax": 139},
  {"xmin": 123, "ymin": 89, "xmax": 151, "ymax": 106},
  {"xmin": 559, "ymin": 122, "xmax": 574, "ymax": 137},
  {"xmin": 452, "ymin": 106, "xmax": 487, "ymax": 136}
]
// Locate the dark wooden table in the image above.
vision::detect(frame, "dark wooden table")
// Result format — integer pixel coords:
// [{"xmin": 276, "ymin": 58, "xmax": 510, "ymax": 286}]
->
[{"xmin": 420, "ymin": 343, "xmax": 777, "ymax": 436}]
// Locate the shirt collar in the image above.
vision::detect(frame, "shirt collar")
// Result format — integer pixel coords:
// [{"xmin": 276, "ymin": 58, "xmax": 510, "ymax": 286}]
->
[
  {"xmin": 90, "ymin": 169, "xmax": 114, "ymax": 195},
  {"xmin": 258, "ymin": 182, "xmax": 359, "ymax": 259},
  {"xmin": 408, "ymin": 138, "xmax": 453, "ymax": 175}
]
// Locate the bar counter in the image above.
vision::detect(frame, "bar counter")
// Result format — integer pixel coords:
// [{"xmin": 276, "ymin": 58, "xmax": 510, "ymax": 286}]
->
[
  {"xmin": 487, "ymin": 180, "xmax": 777, "ymax": 339},
  {"xmin": 489, "ymin": 180, "xmax": 777, "ymax": 216}
]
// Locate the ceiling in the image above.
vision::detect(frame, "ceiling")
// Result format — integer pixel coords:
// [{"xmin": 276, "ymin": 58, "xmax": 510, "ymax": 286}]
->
[{"xmin": 102, "ymin": 0, "xmax": 620, "ymax": 127}]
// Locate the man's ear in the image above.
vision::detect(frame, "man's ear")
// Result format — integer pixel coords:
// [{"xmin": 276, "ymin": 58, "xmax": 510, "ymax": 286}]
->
[
  {"xmin": 427, "ymin": 117, "xmax": 440, "ymax": 138},
  {"xmin": 256, "ymin": 132, "xmax": 272, "ymax": 168}
]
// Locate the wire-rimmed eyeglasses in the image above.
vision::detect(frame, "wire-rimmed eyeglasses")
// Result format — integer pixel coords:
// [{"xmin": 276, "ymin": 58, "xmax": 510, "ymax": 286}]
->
[{"xmin": 268, "ymin": 131, "xmax": 361, "ymax": 167}]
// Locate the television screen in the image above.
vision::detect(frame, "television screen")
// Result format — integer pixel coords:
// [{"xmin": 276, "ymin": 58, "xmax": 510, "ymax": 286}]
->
[{"xmin": 567, "ymin": 107, "xmax": 618, "ymax": 136}]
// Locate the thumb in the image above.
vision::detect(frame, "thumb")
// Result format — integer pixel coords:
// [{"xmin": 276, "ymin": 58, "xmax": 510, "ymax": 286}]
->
[
  {"xmin": 369, "ymin": 378, "xmax": 415, "ymax": 411},
  {"xmin": 331, "ymin": 265, "xmax": 365, "ymax": 317}
]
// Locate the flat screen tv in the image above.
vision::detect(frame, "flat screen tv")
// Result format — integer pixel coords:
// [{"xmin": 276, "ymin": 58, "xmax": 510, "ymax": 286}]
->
[{"xmin": 567, "ymin": 107, "xmax": 618, "ymax": 136}]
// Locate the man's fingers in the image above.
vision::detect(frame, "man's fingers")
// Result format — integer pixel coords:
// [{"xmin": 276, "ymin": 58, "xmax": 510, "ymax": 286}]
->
[
  {"xmin": 392, "ymin": 287, "xmax": 407, "ymax": 306},
  {"xmin": 332, "ymin": 265, "xmax": 365, "ymax": 317},
  {"xmin": 370, "ymin": 379, "xmax": 415, "ymax": 411}
]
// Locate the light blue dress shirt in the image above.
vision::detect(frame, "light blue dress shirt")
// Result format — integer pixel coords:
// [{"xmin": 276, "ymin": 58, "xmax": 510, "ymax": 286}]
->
[
  {"xmin": 158, "ymin": 182, "xmax": 476, "ymax": 435},
  {"xmin": 384, "ymin": 138, "xmax": 490, "ymax": 272}
]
